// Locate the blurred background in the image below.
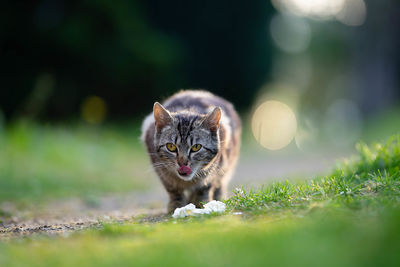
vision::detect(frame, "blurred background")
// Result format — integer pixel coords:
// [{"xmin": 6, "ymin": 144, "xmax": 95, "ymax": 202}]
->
[{"xmin": 0, "ymin": 0, "xmax": 399, "ymax": 212}]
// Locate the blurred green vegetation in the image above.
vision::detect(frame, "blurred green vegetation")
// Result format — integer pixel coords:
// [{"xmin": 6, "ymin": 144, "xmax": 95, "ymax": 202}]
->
[
  {"xmin": 0, "ymin": 121, "xmax": 149, "ymax": 204},
  {"xmin": 1, "ymin": 135, "xmax": 399, "ymax": 266}
]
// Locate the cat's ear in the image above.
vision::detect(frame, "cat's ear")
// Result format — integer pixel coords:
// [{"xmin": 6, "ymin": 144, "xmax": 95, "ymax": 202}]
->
[
  {"xmin": 201, "ymin": 107, "xmax": 221, "ymax": 132},
  {"xmin": 153, "ymin": 102, "xmax": 172, "ymax": 129}
]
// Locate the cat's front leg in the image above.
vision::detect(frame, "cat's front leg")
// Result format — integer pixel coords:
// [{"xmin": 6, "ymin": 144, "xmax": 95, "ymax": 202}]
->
[
  {"xmin": 191, "ymin": 185, "xmax": 212, "ymax": 208},
  {"xmin": 167, "ymin": 191, "xmax": 185, "ymax": 213},
  {"xmin": 213, "ymin": 185, "xmax": 226, "ymax": 201}
]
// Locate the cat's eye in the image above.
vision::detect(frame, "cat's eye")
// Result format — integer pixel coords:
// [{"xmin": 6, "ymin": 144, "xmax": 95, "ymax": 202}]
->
[
  {"xmin": 191, "ymin": 144, "xmax": 202, "ymax": 152},
  {"xmin": 166, "ymin": 143, "xmax": 177, "ymax": 152}
]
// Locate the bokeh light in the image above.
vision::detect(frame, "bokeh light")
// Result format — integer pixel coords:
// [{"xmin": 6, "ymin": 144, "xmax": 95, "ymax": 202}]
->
[
  {"xmin": 251, "ymin": 100, "xmax": 297, "ymax": 150},
  {"xmin": 336, "ymin": 0, "xmax": 367, "ymax": 26},
  {"xmin": 272, "ymin": 0, "xmax": 367, "ymax": 26},
  {"xmin": 272, "ymin": 0, "xmax": 345, "ymax": 19},
  {"xmin": 270, "ymin": 14, "xmax": 311, "ymax": 53},
  {"xmin": 81, "ymin": 96, "xmax": 107, "ymax": 124}
]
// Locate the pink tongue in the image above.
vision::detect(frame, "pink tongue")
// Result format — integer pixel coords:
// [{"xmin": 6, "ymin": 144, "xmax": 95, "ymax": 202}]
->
[{"xmin": 178, "ymin": 165, "xmax": 192, "ymax": 175}]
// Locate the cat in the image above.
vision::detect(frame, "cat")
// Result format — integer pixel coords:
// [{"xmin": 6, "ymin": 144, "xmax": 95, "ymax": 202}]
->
[{"xmin": 141, "ymin": 90, "xmax": 241, "ymax": 212}]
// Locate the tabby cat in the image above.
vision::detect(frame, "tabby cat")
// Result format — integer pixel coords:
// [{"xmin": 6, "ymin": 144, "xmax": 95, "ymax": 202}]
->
[{"xmin": 141, "ymin": 90, "xmax": 241, "ymax": 212}]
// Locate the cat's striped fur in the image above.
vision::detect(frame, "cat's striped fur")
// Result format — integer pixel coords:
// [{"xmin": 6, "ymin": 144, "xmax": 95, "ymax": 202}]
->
[{"xmin": 141, "ymin": 90, "xmax": 241, "ymax": 212}]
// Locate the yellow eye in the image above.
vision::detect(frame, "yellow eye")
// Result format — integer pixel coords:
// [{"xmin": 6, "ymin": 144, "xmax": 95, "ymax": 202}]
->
[
  {"xmin": 166, "ymin": 143, "xmax": 177, "ymax": 152},
  {"xmin": 191, "ymin": 144, "xmax": 202, "ymax": 152}
]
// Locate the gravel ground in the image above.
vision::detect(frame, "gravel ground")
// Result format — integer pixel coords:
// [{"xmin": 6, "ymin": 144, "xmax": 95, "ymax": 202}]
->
[{"xmin": 0, "ymin": 192, "xmax": 167, "ymax": 240}]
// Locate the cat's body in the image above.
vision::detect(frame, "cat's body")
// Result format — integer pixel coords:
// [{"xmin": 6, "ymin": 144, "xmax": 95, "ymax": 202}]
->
[{"xmin": 141, "ymin": 90, "xmax": 241, "ymax": 212}]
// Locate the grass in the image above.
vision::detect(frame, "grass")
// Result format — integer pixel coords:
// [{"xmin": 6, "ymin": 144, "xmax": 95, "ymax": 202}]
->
[
  {"xmin": 227, "ymin": 135, "xmax": 400, "ymax": 212},
  {"xmin": 0, "ymin": 121, "xmax": 150, "ymax": 204},
  {"xmin": 0, "ymin": 133, "xmax": 399, "ymax": 266}
]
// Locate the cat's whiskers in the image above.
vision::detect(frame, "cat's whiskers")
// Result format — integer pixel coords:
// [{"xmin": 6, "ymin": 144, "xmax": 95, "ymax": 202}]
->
[
  {"xmin": 146, "ymin": 162, "xmax": 177, "ymax": 173},
  {"xmin": 152, "ymin": 163, "xmax": 175, "ymax": 169}
]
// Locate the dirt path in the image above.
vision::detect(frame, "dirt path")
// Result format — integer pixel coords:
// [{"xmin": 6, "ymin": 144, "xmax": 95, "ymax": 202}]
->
[
  {"xmin": 0, "ymin": 149, "xmax": 349, "ymax": 239},
  {"xmin": 0, "ymin": 190, "xmax": 167, "ymax": 239}
]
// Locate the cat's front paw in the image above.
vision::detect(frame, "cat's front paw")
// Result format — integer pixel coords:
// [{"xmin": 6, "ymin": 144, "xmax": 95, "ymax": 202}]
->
[{"xmin": 167, "ymin": 200, "xmax": 185, "ymax": 214}]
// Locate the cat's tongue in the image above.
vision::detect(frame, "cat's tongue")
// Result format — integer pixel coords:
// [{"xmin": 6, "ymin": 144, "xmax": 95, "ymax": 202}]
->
[{"xmin": 178, "ymin": 165, "xmax": 192, "ymax": 176}]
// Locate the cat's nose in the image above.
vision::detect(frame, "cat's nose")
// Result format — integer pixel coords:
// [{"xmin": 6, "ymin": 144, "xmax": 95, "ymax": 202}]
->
[{"xmin": 177, "ymin": 157, "xmax": 188, "ymax": 167}]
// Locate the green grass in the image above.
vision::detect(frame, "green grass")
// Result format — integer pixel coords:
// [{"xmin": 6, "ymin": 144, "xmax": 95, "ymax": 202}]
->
[
  {"xmin": 0, "ymin": 135, "xmax": 399, "ymax": 266},
  {"xmin": 0, "ymin": 121, "xmax": 150, "ymax": 204},
  {"xmin": 227, "ymin": 135, "xmax": 400, "ymax": 212}
]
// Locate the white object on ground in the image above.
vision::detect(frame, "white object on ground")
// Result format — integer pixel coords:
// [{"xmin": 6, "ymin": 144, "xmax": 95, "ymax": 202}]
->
[
  {"xmin": 203, "ymin": 200, "xmax": 226, "ymax": 213},
  {"xmin": 172, "ymin": 203, "xmax": 196, "ymax": 218},
  {"xmin": 172, "ymin": 200, "xmax": 226, "ymax": 218},
  {"xmin": 172, "ymin": 204, "xmax": 209, "ymax": 218}
]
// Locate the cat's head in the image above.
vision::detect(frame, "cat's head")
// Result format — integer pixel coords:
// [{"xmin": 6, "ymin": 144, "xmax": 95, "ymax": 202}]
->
[{"xmin": 153, "ymin": 102, "xmax": 221, "ymax": 181}]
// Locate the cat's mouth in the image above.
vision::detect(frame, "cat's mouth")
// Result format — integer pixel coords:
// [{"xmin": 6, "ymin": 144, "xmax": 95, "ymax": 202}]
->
[
  {"xmin": 177, "ymin": 166, "xmax": 193, "ymax": 180},
  {"xmin": 178, "ymin": 165, "xmax": 192, "ymax": 176}
]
